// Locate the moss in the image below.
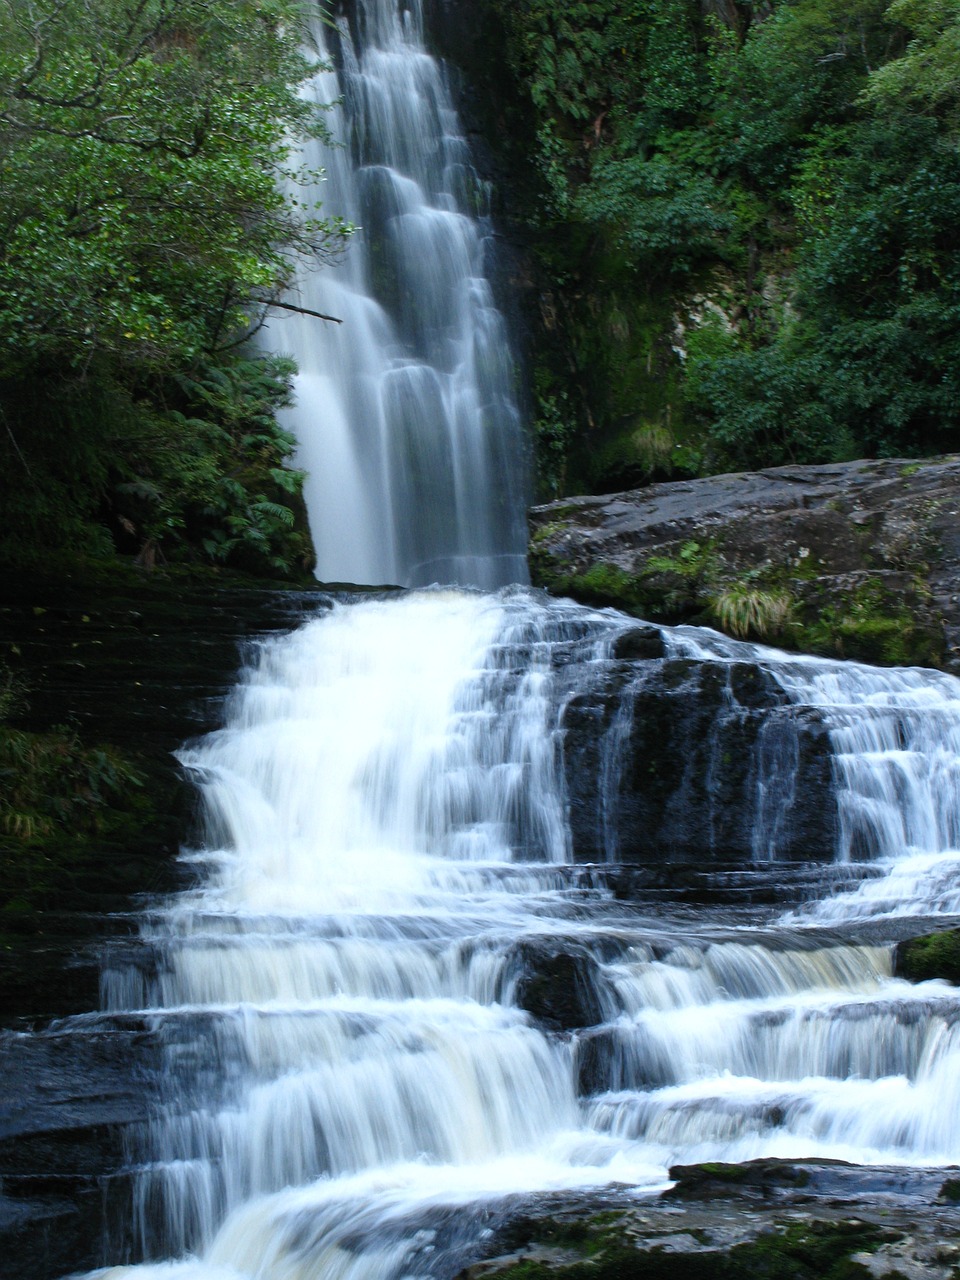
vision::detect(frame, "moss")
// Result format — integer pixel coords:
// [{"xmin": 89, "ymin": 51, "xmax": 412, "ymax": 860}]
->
[
  {"xmin": 488, "ymin": 1219, "xmax": 885, "ymax": 1280},
  {"xmin": 539, "ymin": 562, "xmax": 690, "ymax": 623},
  {"xmin": 794, "ymin": 578, "xmax": 941, "ymax": 668},
  {"xmin": 530, "ymin": 521, "xmax": 571, "ymax": 546},
  {"xmin": 531, "ymin": 522, "xmax": 942, "ymax": 667},
  {"xmin": 567, "ymin": 564, "xmax": 648, "ymax": 612},
  {"xmin": 895, "ymin": 929, "xmax": 960, "ymax": 985},
  {"xmin": 695, "ymin": 1162, "xmax": 752, "ymax": 1181}
]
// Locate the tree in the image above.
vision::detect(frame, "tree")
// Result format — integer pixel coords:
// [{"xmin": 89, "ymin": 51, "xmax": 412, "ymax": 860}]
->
[
  {"xmin": 0, "ymin": 0, "xmax": 346, "ymax": 374},
  {"xmin": 0, "ymin": 0, "xmax": 348, "ymax": 573}
]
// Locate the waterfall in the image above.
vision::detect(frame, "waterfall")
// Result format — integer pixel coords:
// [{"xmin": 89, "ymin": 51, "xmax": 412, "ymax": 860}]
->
[
  {"xmin": 83, "ymin": 594, "xmax": 960, "ymax": 1280},
  {"xmin": 46, "ymin": 3, "xmax": 960, "ymax": 1277},
  {"xmin": 267, "ymin": 0, "xmax": 528, "ymax": 589},
  {"xmin": 672, "ymin": 626, "xmax": 960, "ymax": 919}
]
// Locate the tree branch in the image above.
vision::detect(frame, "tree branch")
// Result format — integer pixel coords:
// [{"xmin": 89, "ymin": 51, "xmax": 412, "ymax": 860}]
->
[{"xmin": 266, "ymin": 299, "xmax": 343, "ymax": 324}]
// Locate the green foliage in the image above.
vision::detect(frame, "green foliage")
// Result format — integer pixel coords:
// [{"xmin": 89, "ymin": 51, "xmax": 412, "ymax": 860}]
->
[
  {"xmin": 711, "ymin": 583, "xmax": 795, "ymax": 638},
  {"xmin": 577, "ymin": 155, "xmax": 731, "ymax": 277},
  {"xmin": 0, "ymin": 0, "xmax": 347, "ymax": 575},
  {"xmin": 0, "ymin": 673, "xmax": 148, "ymax": 917},
  {"xmin": 0, "ymin": 352, "xmax": 312, "ymax": 576},
  {"xmin": 0, "ymin": 0, "xmax": 346, "ymax": 375},
  {"xmin": 491, "ymin": 0, "xmax": 960, "ymax": 486},
  {"xmin": 534, "ymin": 382, "xmax": 577, "ymax": 499},
  {"xmin": 645, "ymin": 539, "xmax": 715, "ymax": 579}
]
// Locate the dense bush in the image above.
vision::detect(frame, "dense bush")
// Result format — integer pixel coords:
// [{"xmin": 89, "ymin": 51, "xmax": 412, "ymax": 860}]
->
[
  {"xmin": 0, "ymin": 0, "xmax": 347, "ymax": 574},
  {"xmin": 487, "ymin": 0, "xmax": 960, "ymax": 492}
]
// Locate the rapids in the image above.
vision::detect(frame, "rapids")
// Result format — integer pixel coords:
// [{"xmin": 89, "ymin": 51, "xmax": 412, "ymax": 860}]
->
[
  {"xmin": 48, "ymin": 1, "xmax": 960, "ymax": 1276},
  {"xmin": 84, "ymin": 590, "xmax": 960, "ymax": 1279}
]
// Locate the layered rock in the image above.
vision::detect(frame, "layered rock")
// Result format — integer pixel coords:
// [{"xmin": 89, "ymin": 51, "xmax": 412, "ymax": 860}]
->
[
  {"xmin": 529, "ymin": 457, "xmax": 960, "ymax": 670},
  {"xmin": 550, "ymin": 632, "xmax": 837, "ymax": 866},
  {"xmin": 460, "ymin": 1163, "xmax": 960, "ymax": 1280}
]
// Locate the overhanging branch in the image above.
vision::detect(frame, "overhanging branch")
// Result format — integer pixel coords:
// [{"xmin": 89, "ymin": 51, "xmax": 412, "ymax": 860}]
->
[{"xmin": 267, "ymin": 299, "xmax": 343, "ymax": 325}]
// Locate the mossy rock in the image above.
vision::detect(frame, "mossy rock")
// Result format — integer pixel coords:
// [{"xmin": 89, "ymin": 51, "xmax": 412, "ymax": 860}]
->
[
  {"xmin": 895, "ymin": 928, "xmax": 960, "ymax": 985},
  {"xmin": 481, "ymin": 1218, "xmax": 885, "ymax": 1280}
]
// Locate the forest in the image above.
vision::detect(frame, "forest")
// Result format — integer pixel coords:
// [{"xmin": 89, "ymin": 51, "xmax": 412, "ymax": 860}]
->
[
  {"xmin": 0, "ymin": 0, "xmax": 349, "ymax": 579},
  {"xmin": 0, "ymin": 0, "xmax": 957, "ymax": 560},
  {"xmin": 481, "ymin": 0, "xmax": 960, "ymax": 497}
]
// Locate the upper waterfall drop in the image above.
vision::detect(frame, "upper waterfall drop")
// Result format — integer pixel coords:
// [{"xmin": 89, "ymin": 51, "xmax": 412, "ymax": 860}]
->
[{"xmin": 266, "ymin": 0, "xmax": 529, "ymax": 589}]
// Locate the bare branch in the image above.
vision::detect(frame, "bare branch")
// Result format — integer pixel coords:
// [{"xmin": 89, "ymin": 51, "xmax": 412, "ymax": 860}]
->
[{"xmin": 266, "ymin": 299, "xmax": 343, "ymax": 324}]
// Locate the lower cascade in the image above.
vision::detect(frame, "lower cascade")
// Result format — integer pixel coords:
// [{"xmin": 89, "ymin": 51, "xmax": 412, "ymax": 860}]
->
[{"xmin": 77, "ymin": 587, "xmax": 960, "ymax": 1279}]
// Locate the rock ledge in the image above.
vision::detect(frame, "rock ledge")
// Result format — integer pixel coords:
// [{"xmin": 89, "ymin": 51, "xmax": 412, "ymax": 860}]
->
[{"xmin": 530, "ymin": 458, "xmax": 960, "ymax": 669}]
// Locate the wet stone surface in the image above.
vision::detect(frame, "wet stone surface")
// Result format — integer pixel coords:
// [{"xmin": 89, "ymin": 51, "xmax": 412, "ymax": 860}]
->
[{"xmin": 463, "ymin": 1162, "xmax": 960, "ymax": 1280}]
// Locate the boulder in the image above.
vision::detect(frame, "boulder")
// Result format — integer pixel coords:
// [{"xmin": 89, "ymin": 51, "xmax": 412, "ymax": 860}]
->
[
  {"xmin": 510, "ymin": 939, "xmax": 613, "ymax": 1032},
  {"xmin": 894, "ymin": 928, "xmax": 960, "ymax": 985},
  {"xmin": 530, "ymin": 458, "xmax": 960, "ymax": 670},
  {"xmin": 555, "ymin": 650, "xmax": 837, "ymax": 865}
]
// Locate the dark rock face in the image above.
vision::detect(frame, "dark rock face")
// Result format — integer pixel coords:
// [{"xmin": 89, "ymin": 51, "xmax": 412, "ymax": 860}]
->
[
  {"xmin": 554, "ymin": 649, "xmax": 837, "ymax": 866},
  {"xmin": 510, "ymin": 940, "xmax": 614, "ymax": 1032},
  {"xmin": 0, "ymin": 569, "xmax": 339, "ymax": 1278},
  {"xmin": 530, "ymin": 457, "xmax": 960, "ymax": 670}
]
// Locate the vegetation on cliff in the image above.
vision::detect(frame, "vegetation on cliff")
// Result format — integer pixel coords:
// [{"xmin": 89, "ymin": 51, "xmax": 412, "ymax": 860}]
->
[
  {"xmin": 0, "ymin": 0, "xmax": 347, "ymax": 577},
  {"xmin": 483, "ymin": 0, "xmax": 960, "ymax": 497}
]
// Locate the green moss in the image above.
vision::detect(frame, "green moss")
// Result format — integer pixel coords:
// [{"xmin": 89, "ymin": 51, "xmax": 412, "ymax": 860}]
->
[
  {"xmin": 530, "ymin": 521, "xmax": 570, "ymax": 546},
  {"xmin": 570, "ymin": 564, "xmax": 645, "ymax": 608},
  {"xmin": 895, "ymin": 929, "xmax": 960, "ymax": 985},
  {"xmin": 537, "ymin": 562, "xmax": 681, "ymax": 622},
  {"xmin": 488, "ymin": 1219, "xmax": 885, "ymax": 1280},
  {"xmin": 695, "ymin": 1162, "xmax": 751, "ymax": 1181},
  {"xmin": 794, "ymin": 578, "xmax": 940, "ymax": 668}
]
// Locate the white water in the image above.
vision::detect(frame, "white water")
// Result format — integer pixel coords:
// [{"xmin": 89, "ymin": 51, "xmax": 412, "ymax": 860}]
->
[
  {"xmin": 75, "ymin": 1, "xmax": 960, "ymax": 1275},
  {"xmin": 87, "ymin": 593, "xmax": 960, "ymax": 1280},
  {"xmin": 267, "ymin": 0, "xmax": 527, "ymax": 588},
  {"xmin": 672, "ymin": 625, "xmax": 960, "ymax": 919}
]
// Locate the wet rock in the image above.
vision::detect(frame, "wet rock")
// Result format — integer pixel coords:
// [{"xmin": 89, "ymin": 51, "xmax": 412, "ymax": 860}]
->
[
  {"xmin": 463, "ymin": 1165, "xmax": 960, "ymax": 1280},
  {"xmin": 0, "ymin": 567, "xmax": 340, "ymax": 1279},
  {"xmin": 511, "ymin": 940, "xmax": 612, "ymax": 1032},
  {"xmin": 610, "ymin": 625, "xmax": 666, "ymax": 662},
  {"xmin": 894, "ymin": 928, "xmax": 960, "ymax": 985},
  {"xmin": 558, "ymin": 652, "xmax": 836, "ymax": 865}
]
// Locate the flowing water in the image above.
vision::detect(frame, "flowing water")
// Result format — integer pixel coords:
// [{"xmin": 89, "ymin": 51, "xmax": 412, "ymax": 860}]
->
[
  {"xmin": 40, "ymin": 1, "xmax": 960, "ymax": 1276},
  {"xmin": 267, "ymin": 0, "xmax": 527, "ymax": 588},
  {"xmin": 79, "ymin": 591, "xmax": 960, "ymax": 1280}
]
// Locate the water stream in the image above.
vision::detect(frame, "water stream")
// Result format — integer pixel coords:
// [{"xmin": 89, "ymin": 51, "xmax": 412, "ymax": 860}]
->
[
  {"xmin": 60, "ymin": 1, "xmax": 960, "ymax": 1276},
  {"xmin": 269, "ymin": 0, "xmax": 527, "ymax": 589},
  {"xmin": 80, "ymin": 591, "xmax": 960, "ymax": 1280}
]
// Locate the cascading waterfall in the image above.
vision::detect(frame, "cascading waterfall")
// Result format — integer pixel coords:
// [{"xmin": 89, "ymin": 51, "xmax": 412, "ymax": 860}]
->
[
  {"xmin": 673, "ymin": 626, "xmax": 960, "ymax": 919},
  {"xmin": 88, "ymin": 594, "xmax": 960, "ymax": 1280},
  {"xmin": 63, "ymin": 2, "xmax": 960, "ymax": 1277},
  {"xmin": 268, "ymin": 0, "xmax": 528, "ymax": 589}
]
